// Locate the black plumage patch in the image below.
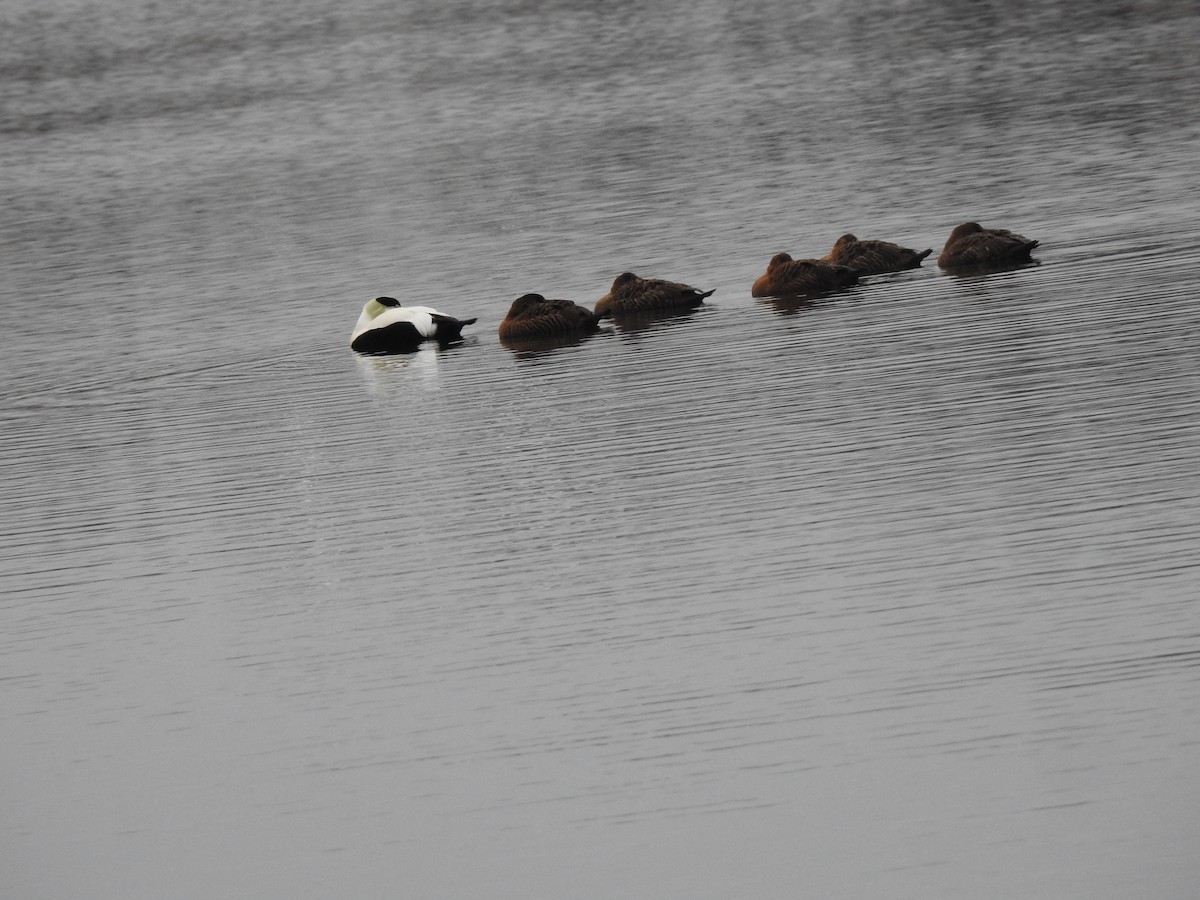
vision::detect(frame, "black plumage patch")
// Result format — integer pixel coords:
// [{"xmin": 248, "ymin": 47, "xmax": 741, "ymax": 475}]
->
[{"xmin": 350, "ymin": 320, "xmax": 424, "ymax": 354}]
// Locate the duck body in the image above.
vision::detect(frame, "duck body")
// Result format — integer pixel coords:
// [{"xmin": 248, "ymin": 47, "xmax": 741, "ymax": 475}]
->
[
  {"xmin": 751, "ymin": 253, "xmax": 859, "ymax": 297},
  {"xmin": 937, "ymin": 222, "xmax": 1039, "ymax": 270},
  {"xmin": 499, "ymin": 293, "xmax": 610, "ymax": 341},
  {"xmin": 594, "ymin": 272, "xmax": 715, "ymax": 317},
  {"xmin": 350, "ymin": 296, "xmax": 477, "ymax": 354},
  {"xmin": 826, "ymin": 234, "xmax": 932, "ymax": 276}
]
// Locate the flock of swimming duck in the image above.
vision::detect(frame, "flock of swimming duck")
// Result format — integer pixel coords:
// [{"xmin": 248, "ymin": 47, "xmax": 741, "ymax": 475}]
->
[{"xmin": 349, "ymin": 222, "xmax": 1040, "ymax": 354}]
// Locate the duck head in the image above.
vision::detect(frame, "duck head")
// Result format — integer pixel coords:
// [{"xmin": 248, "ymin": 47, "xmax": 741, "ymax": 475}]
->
[
  {"xmin": 506, "ymin": 293, "xmax": 548, "ymax": 319},
  {"xmin": 359, "ymin": 296, "xmax": 402, "ymax": 323},
  {"xmin": 946, "ymin": 222, "xmax": 983, "ymax": 244}
]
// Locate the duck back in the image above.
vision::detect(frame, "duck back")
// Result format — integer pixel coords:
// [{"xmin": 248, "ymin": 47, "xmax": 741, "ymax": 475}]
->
[
  {"xmin": 827, "ymin": 234, "xmax": 932, "ymax": 276},
  {"xmin": 594, "ymin": 272, "xmax": 714, "ymax": 316}
]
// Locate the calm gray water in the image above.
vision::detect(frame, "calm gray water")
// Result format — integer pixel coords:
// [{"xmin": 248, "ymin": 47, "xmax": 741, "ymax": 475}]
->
[{"xmin": 3, "ymin": 1, "xmax": 1200, "ymax": 898}]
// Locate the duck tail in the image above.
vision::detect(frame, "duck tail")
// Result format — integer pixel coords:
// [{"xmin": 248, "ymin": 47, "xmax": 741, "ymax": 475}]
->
[{"xmin": 431, "ymin": 313, "xmax": 476, "ymax": 343}]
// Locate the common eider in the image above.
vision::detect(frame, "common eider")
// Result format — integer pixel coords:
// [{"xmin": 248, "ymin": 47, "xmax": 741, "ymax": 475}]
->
[
  {"xmin": 825, "ymin": 234, "xmax": 932, "ymax": 276},
  {"xmin": 499, "ymin": 293, "xmax": 609, "ymax": 341},
  {"xmin": 937, "ymin": 222, "xmax": 1039, "ymax": 270},
  {"xmin": 594, "ymin": 272, "xmax": 715, "ymax": 317},
  {"xmin": 751, "ymin": 253, "xmax": 859, "ymax": 297},
  {"xmin": 350, "ymin": 296, "xmax": 476, "ymax": 354}
]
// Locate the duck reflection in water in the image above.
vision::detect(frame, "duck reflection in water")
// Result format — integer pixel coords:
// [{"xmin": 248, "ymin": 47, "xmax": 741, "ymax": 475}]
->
[
  {"xmin": 759, "ymin": 293, "xmax": 822, "ymax": 316},
  {"xmin": 353, "ymin": 344, "xmax": 444, "ymax": 396}
]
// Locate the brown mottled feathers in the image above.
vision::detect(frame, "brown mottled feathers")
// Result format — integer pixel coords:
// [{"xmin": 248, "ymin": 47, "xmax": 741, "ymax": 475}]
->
[
  {"xmin": 498, "ymin": 293, "xmax": 609, "ymax": 341},
  {"xmin": 825, "ymin": 234, "xmax": 933, "ymax": 276},
  {"xmin": 938, "ymin": 222, "xmax": 1039, "ymax": 270},
  {"xmin": 751, "ymin": 252, "xmax": 860, "ymax": 297},
  {"xmin": 594, "ymin": 272, "xmax": 715, "ymax": 317}
]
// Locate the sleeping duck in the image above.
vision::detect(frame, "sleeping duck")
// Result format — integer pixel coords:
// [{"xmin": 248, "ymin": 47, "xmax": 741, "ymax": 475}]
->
[
  {"xmin": 499, "ymin": 293, "xmax": 610, "ymax": 341},
  {"xmin": 594, "ymin": 272, "xmax": 715, "ymax": 317},
  {"xmin": 751, "ymin": 253, "xmax": 859, "ymax": 297},
  {"xmin": 825, "ymin": 234, "xmax": 932, "ymax": 276},
  {"xmin": 937, "ymin": 222, "xmax": 1039, "ymax": 270},
  {"xmin": 350, "ymin": 296, "xmax": 476, "ymax": 354}
]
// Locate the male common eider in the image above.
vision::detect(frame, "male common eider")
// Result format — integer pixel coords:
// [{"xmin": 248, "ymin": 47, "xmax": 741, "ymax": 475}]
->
[
  {"xmin": 350, "ymin": 296, "xmax": 476, "ymax": 354},
  {"xmin": 751, "ymin": 253, "xmax": 859, "ymax": 297},
  {"xmin": 825, "ymin": 234, "xmax": 933, "ymax": 276},
  {"xmin": 594, "ymin": 272, "xmax": 715, "ymax": 317},
  {"xmin": 937, "ymin": 223, "xmax": 1039, "ymax": 270}
]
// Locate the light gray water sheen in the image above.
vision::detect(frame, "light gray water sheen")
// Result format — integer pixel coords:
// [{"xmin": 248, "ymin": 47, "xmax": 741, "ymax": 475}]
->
[{"xmin": 3, "ymin": 1, "xmax": 1200, "ymax": 898}]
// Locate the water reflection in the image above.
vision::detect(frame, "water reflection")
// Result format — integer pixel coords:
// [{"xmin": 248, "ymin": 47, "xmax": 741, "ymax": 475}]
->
[
  {"xmin": 938, "ymin": 258, "xmax": 1045, "ymax": 278},
  {"xmin": 499, "ymin": 330, "xmax": 611, "ymax": 357},
  {"xmin": 608, "ymin": 306, "xmax": 707, "ymax": 335},
  {"xmin": 759, "ymin": 290, "xmax": 851, "ymax": 316},
  {"xmin": 353, "ymin": 344, "xmax": 447, "ymax": 394}
]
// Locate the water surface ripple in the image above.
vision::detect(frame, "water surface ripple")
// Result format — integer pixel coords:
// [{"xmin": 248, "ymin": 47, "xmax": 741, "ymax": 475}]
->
[{"xmin": 2, "ymin": 1, "xmax": 1199, "ymax": 899}]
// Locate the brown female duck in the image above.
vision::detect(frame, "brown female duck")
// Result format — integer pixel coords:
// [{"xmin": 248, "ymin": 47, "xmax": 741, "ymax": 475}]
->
[
  {"xmin": 751, "ymin": 253, "xmax": 859, "ymax": 297},
  {"xmin": 594, "ymin": 272, "xmax": 715, "ymax": 317},
  {"xmin": 825, "ymin": 234, "xmax": 932, "ymax": 276},
  {"xmin": 937, "ymin": 222, "xmax": 1039, "ymax": 270},
  {"xmin": 498, "ymin": 293, "xmax": 609, "ymax": 341}
]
